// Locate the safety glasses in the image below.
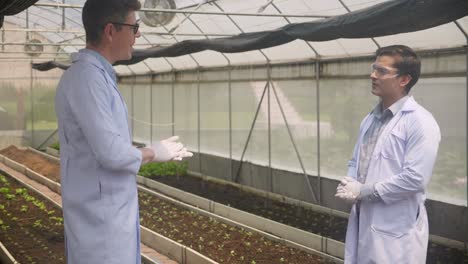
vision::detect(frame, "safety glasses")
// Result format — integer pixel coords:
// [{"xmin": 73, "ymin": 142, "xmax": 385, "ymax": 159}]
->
[{"xmin": 371, "ymin": 63, "xmax": 399, "ymax": 78}]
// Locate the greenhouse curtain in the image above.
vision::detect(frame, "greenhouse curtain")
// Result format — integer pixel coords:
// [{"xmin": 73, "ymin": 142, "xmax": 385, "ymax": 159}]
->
[
  {"xmin": 32, "ymin": 0, "xmax": 468, "ymax": 71},
  {"xmin": 0, "ymin": 0, "xmax": 39, "ymax": 28}
]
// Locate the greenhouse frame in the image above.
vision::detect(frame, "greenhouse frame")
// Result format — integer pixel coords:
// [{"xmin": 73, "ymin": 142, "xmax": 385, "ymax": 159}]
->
[{"xmin": 0, "ymin": 0, "xmax": 467, "ymax": 263}]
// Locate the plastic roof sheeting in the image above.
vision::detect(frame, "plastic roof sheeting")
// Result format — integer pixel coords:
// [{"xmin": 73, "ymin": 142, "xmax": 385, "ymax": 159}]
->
[{"xmin": 2, "ymin": 0, "xmax": 468, "ymax": 74}]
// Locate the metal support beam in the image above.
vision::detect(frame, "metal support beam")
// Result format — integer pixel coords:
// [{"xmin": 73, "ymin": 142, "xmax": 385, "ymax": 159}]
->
[
  {"xmin": 228, "ymin": 66, "xmax": 233, "ymax": 182},
  {"xmin": 171, "ymin": 72, "xmax": 175, "ymax": 136},
  {"xmin": 33, "ymin": 2, "xmax": 329, "ymax": 19},
  {"xmin": 2, "ymin": 28, "xmax": 234, "ymax": 37},
  {"xmin": 337, "ymin": 0, "xmax": 380, "ymax": 49},
  {"xmin": 464, "ymin": 43, "xmax": 467, "ymax": 253},
  {"xmin": 0, "ymin": 41, "xmax": 170, "ymax": 47},
  {"xmin": 315, "ymin": 59, "xmax": 321, "ymax": 205},
  {"xmin": 131, "ymin": 77, "xmax": 135, "ymax": 139},
  {"xmin": 234, "ymin": 81, "xmax": 269, "ymax": 183},
  {"xmin": 150, "ymin": 81, "xmax": 153, "ymax": 144},
  {"xmin": 61, "ymin": 0, "xmax": 66, "ymax": 30},
  {"xmin": 267, "ymin": 66, "xmax": 272, "ymax": 193},
  {"xmin": 454, "ymin": 21, "xmax": 468, "ymax": 41},
  {"xmin": 270, "ymin": 2, "xmax": 320, "ymax": 58},
  {"xmin": 270, "ymin": 82, "xmax": 318, "ymax": 204},
  {"xmin": 1, "ymin": 28, "xmax": 4, "ymax": 52},
  {"xmin": 211, "ymin": 2, "xmax": 271, "ymax": 65},
  {"xmin": 37, "ymin": 129, "xmax": 58, "ymax": 150},
  {"xmin": 29, "ymin": 58, "xmax": 34, "ymax": 146},
  {"xmin": 197, "ymin": 70, "xmax": 202, "ymax": 175}
]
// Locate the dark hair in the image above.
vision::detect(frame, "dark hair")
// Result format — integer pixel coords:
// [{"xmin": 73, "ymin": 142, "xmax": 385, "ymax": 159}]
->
[
  {"xmin": 375, "ymin": 45, "xmax": 421, "ymax": 93},
  {"xmin": 82, "ymin": 0, "xmax": 141, "ymax": 45}
]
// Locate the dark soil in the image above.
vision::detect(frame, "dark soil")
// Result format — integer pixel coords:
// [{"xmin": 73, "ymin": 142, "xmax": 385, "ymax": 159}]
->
[
  {"xmin": 1, "ymin": 145, "xmax": 466, "ymax": 263},
  {"xmin": 148, "ymin": 174, "xmax": 468, "ymax": 264},
  {"xmin": 151, "ymin": 174, "xmax": 347, "ymax": 241},
  {"xmin": 0, "ymin": 170, "xmax": 65, "ymax": 263},
  {"xmin": 0, "ymin": 146, "xmax": 330, "ymax": 263},
  {"xmin": 139, "ymin": 191, "xmax": 329, "ymax": 264}
]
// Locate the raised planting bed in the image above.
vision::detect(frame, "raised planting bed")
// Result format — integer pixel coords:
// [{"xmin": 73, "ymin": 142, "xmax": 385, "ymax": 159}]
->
[
  {"xmin": 0, "ymin": 170, "xmax": 65, "ymax": 263},
  {"xmin": 149, "ymin": 173, "xmax": 347, "ymax": 241},
  {"xmin": 3, "ymin": 145, "xmax": 466, "ymax": 263},
  {"xmin": 0, "ymin": 146, "xmax": 340, "ymax": 263},
  {"xmin": 138, "ymin": 187, "xmax": 336, "ymax": 264},
  {"xmin": 139, "ymin": 169, "xmax": 467, "ymax": 264},
  {"xmin": 0, "ymin": 146, "xmax": 60, "ymax": 183}
]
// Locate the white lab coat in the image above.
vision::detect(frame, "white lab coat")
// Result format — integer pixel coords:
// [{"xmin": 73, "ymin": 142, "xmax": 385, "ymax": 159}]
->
[
  {"xmin": 345, "ymin": 96, "xmax": 440, "ymax": 264},
  {"xmin": 55, "ymin": 50, "xmax": 142, "ymax": 264}
]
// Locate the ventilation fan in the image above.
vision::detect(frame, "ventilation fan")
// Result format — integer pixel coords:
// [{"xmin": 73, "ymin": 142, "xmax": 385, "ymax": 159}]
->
[
  {"xmin": 24, "ymin": 39, "xmax": 44, "ymax": 57},
  {"xmin": 139, "ymin": 0, "xmax": 176, "ymax": 27}
]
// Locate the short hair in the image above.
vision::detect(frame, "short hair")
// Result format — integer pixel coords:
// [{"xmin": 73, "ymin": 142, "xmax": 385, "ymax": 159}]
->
[
  {"xmin": 375, "ymin": 45, "xmax": 421, "ymax": 93},
  {"xmin": 82, "ymin": 0, "xmax": 141, "ymax": 45}
]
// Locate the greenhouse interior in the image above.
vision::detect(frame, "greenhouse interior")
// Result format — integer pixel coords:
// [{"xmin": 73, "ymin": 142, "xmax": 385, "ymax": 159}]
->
[{"xmin": 0, "ymin": 0, "xmax": 467, "ymax": 263}]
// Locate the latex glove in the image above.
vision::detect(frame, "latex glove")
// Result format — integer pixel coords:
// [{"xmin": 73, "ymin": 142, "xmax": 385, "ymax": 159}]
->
[
  {"xmin": 173, "ymin": 147, "xmax": 194, "ymax": 161},
  {"xmin": 335, "ymin": 176, "xmax": 362, "ymax": 203},
  {"xmin": 150, "ymin": 136, "xmax": 185, "ymax": 162}
]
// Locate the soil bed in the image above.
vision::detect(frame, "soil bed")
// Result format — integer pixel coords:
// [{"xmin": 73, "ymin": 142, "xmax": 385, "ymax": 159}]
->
[
  {"xmin": 139, "ymin": 191, "xmax": 329, "ymax": 263},
  {"xmin": 147, "ymin": 176, "xmax": 467, "ymax": 263},
  {"xmin": 1, "ymin": 145, "xmax": 466, "ymax": 263},
  {"xmin": 1, "ymin": 146, "xmax": 331, "ymax": 263},
  {"xmin": 0, "ymin": 170, "xmax": 65, "ymax": 263}
]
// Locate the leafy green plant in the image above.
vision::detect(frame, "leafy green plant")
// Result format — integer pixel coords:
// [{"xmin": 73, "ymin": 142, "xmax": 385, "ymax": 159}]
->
[
  {"xmin": 139, "ymin": 161, "xmax": 188, "ymax": 177},
  {"xmin": 50, "ymin": 142, "xmax": 60, "ymax": 151}
]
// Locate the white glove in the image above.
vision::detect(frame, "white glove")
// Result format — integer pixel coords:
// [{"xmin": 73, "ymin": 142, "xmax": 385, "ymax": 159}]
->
[
  {"xmin": 335, "ymin": 176, "xmax": 362, "ymax": 203},
  {"xmin": 173, "ymin": 147, "xmax": 194, "ymax": 161},
  {"xmin": 150, "ymin": 136, "xmax": 192, "ymax": 162}
]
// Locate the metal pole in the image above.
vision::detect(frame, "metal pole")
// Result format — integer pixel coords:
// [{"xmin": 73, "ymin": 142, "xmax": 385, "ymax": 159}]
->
[
  {"xmin": 26, "ymin": 9, "xmax": 29, "ymax": 40},
  {"xmin": 1, "ymin": 27, "xmax": 4, "ymax": 52},
  {"xmin": 270, "ymin": 2, "xmax": 319, "ymax": 57},
  {"xmin": 229, "ymin": 66, "xmax": 233, "ymax": 182},
  {"xmin": 316, "ymin": 59, "xmax": 321, "ymax": 205},
  {"xmin": 33, "ymin": 2, "xmax": 329, "ymax": 18},
  {"xmin": 150, "ymin": 81, "xmax": 153, "ymax": 144},
  {"xmin": 61, "ymin": 0, "xmax": 66, "ymax": 30},
  {"xmin": 179, "ymin": 14, "xmax": 233, "ymax": 178},
  {"xmin": 0, "ymin": 50, "xmax": 72, "ymax": 55},
  {"xmin": 197, "ymin": 70, "xmax": 201, "ymax": 174},
  {"xmin": 267, "ymin": 66, "xmax": 272, "ymax": 193},
  {"xmin": 234, "ymin": 81, "xmax": 269, "ymax": 183},
  {"xmin": 2, "ymin": 28, "xmax": 234, "ymax": 37},
  {"xmin": 37, "ymin": 129, "xmax": 58, "ymax": 150},
  {"xmin": 131, "ymin": 77, "xmax": 135, "ymax": 139},
  {"xmin": 30, "ymin": 60, "xmax": 34, "ymax": 147},
  {"xmin": 454, "ymin": 21, "xmax": 468, "ymax": 40},
  {"xmin": 337, "ymin": 0, "xmax": 380, "ymax": 49},
  {"xmin": 270, "ymin": 82, "xmax": 318, "ymax": 203},
  {"xmin": 211, "ymin": 2, "xmax": 271, "ymax": 64},
  {"xmin": 465, "ymin": 44, "xmax": 467, "ymax": 253},
  {"xmin": 171, "ymin": 72, "xmax": 175, "ymax": 136}
]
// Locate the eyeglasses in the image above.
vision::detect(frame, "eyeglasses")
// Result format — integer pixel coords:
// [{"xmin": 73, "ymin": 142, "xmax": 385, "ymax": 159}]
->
[
  {"xmin": 371, "ymin": 63, "xmax": 399, "ymax": 78},
  {"xmin": 109, "ymin": 21, "xmax": 140, "ymax": 34}
]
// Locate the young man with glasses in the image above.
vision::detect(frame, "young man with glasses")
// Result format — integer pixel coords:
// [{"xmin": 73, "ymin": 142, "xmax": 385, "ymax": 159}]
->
[
  {"xmin": 55, "ymin": 0, "xmax": 192, "ymax": 263},
  {"xmin": 335, "ymin": 45, "xmax": 440, "ymax": 263}
]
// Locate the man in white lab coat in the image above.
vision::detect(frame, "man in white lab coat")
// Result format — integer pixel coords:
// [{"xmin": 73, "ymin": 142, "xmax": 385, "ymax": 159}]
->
[
  {"xmin": 55, "ymin": 0, "xmax": 192, "ymax": 263},
  {"xmin": 335, "ymin": 45, "xmax": 440, "ymax": 264}
]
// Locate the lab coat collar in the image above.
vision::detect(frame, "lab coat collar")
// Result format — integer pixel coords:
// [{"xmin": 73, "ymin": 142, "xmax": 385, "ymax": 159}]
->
[
  {"xmin": 400, "ymin": 96, "xmax": 418, "ymax": 112},
  {"xmin": 370, "ymin": 95, "xmax": 417, "ymax": 120},
  {"xmin": 71, "ymin": 49, "xmax": 117, "ymax": 84}
]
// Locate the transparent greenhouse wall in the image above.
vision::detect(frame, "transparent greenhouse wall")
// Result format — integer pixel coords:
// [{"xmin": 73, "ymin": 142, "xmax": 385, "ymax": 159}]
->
[
  {"xmin": 0, "ymin": 25, "xmax": 63, "ymax": 150},
  {"xmin": 0, "ymin": 77, "xmax": 26, "ymax": 148},
  {"xmin": 123, "ymin": 49, "xmax": 467, "ymax": 206},
  {"xmin": 29, "ymin": 76, "xmax": 60, "ymax": 149},
  {"xmin": 0, "ymin": 61, "xmax": 61, "ymax": 149}
]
